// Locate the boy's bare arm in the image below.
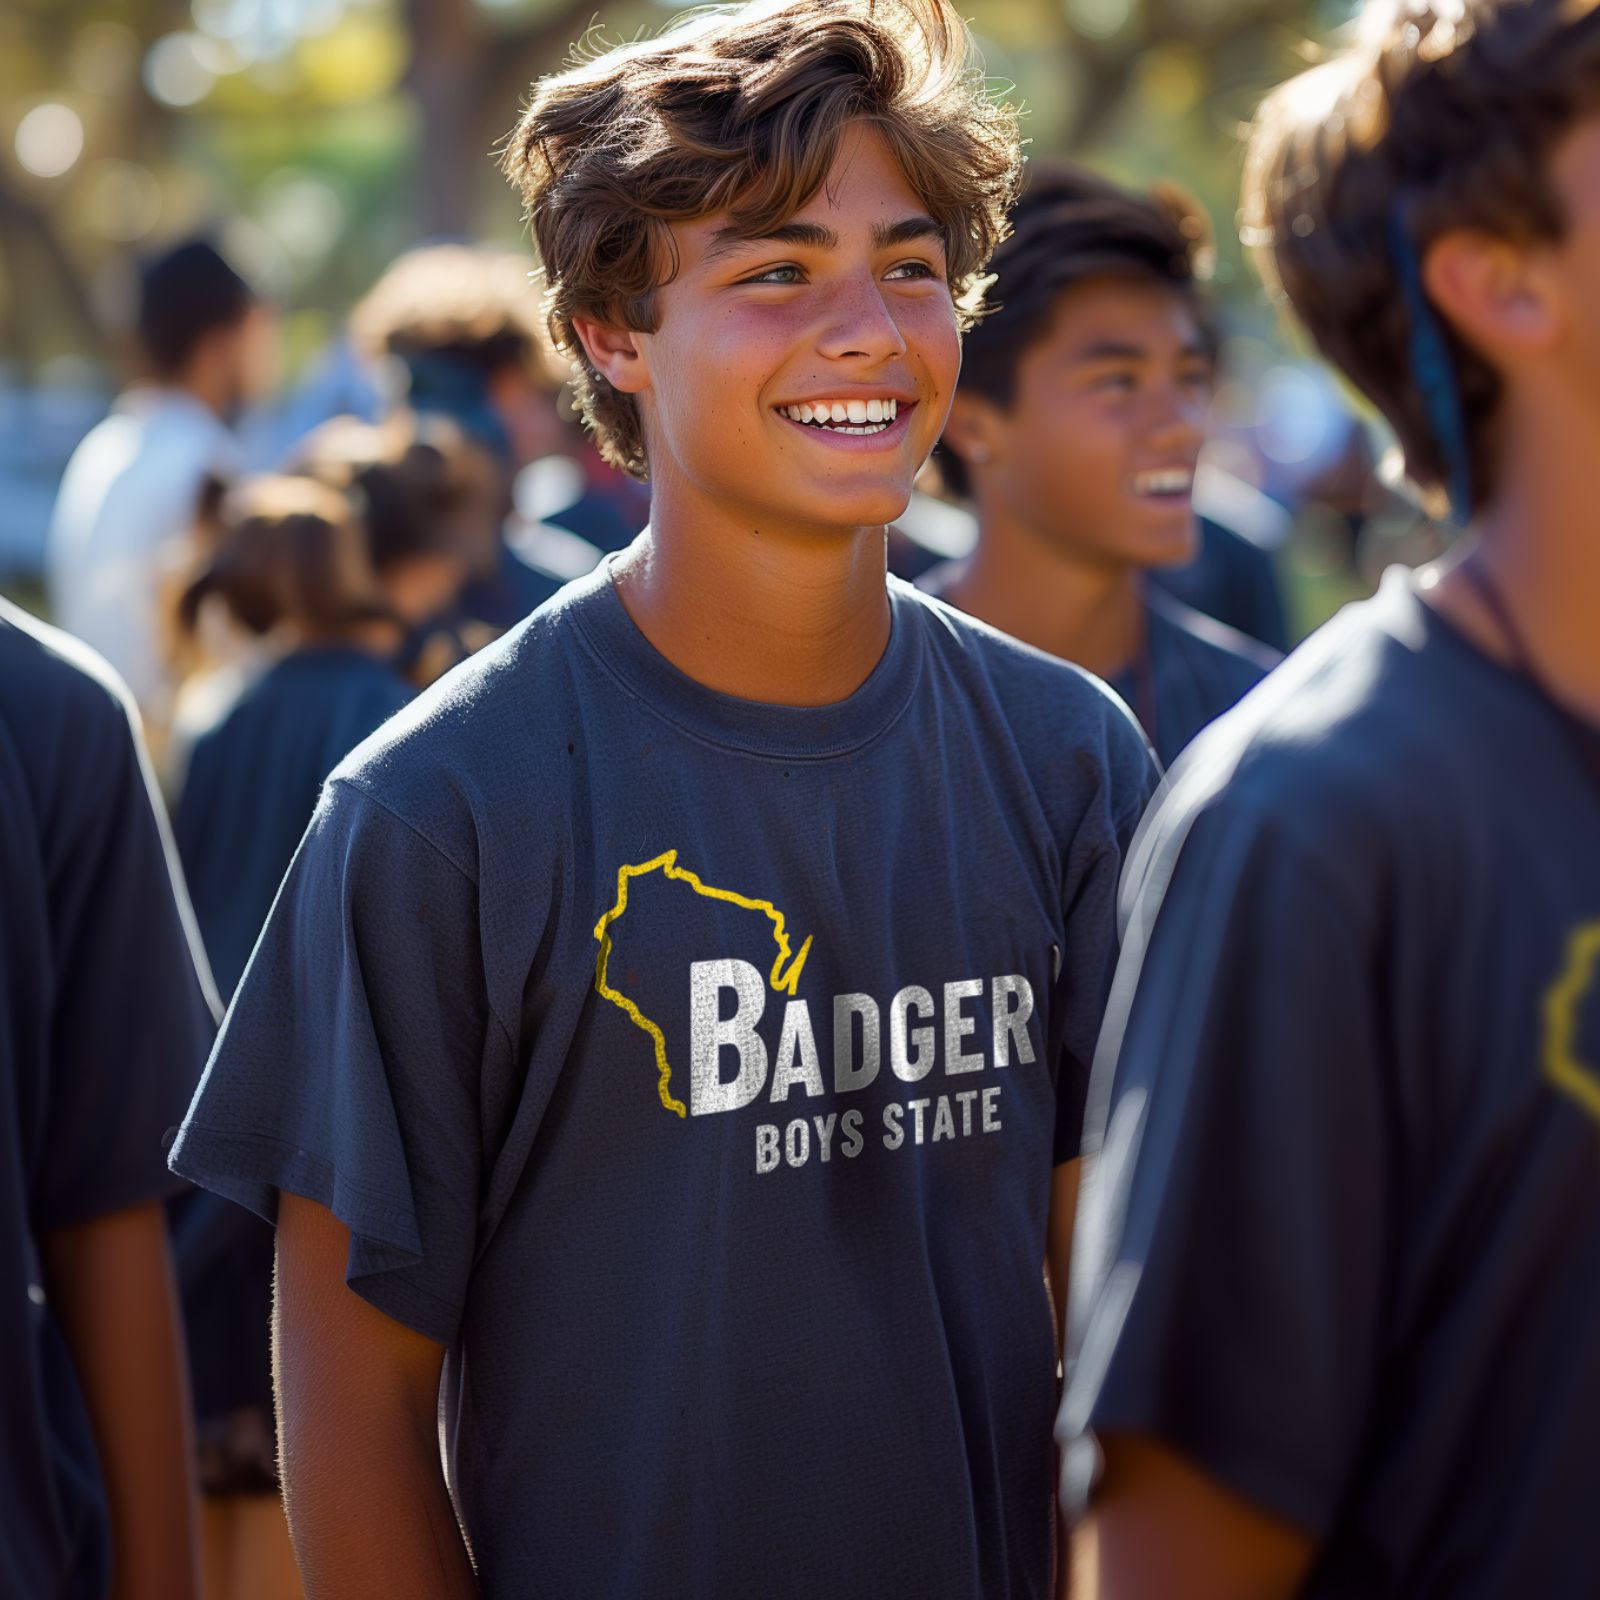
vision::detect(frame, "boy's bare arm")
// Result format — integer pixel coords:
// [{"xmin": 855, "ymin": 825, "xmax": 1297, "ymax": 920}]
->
[
  {"xmin": 1045, "ymin": 1156, "xmax": 1081, "ymax": 1338},
  {"xmin": 1073, "ymin": 1434, "xmax": 1313, "ymax": 1600},
  {"xmin": 38, "ymin": 1199, "xmax": 200, "ymax": 1600},
  {"xmin": 1046, "ymin": 1158, "xmax": 1080, "ymax": 1600},
  {"xmin": 273, "ymin": 1192, "xmax": 477, "ymax": 1600}
]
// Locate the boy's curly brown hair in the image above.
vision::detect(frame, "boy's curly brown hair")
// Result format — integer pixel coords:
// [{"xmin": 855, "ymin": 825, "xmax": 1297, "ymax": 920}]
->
[
  {"xmin": 500, "ymin": 0, "xmax": 1022, "ymax": 481},
  {"xmin": 1242, "ymin": 0, "xmax": 1600, "ymax": 516}
]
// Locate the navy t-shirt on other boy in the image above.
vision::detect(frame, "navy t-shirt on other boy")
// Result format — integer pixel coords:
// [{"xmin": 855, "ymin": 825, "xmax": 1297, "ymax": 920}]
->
[
  {"xmin": 171, "ymin": 560, "xmax": 1156, "ymax": 1600},
  {"xmin": 0, "ymin": 599, "xmax": 215, "ymax": 1600},
  {"xmin": 1150, "ymin": 512, "xmax": 1290, "ymax": 654},
  {"xmin": 171, "ymin": 644, "xmax": 411, "ymax": 1456},
  {"xmin": 1107, "ymin": 588, "xmax": 1278, "ymax": 768},
  {"xmin": 919, "ymin": 565, "xmax": 1277, "ymax": 768},
  {"xmin": 1062, "ymin": 569, "xmax": 1600, "ymax": 1597}
]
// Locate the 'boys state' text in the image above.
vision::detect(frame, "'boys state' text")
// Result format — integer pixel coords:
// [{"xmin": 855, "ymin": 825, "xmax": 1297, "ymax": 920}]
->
[{"xmin": 688, "ymin": 961, "xmax": 1036, "ymax": 1173}]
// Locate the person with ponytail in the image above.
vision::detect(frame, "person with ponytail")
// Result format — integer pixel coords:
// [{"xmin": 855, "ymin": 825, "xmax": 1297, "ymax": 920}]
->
[
  {"xmin": 286, "ymin": 409, "xmax": 501, "ymax": 685},
  {"xmin": 168, "ymin": 471, "xmax": 427, "ymax": 1600}
]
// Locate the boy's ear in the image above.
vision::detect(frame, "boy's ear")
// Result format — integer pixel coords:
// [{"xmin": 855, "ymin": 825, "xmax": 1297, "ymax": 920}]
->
[
  {"xmin": 942, "ymin": 391, "xmax": 1003, "ymax": 471},
  {"xmin": 1423, "ymin": 228, "xmax": 1559, "ymax": 362},
  {"xmin": 570, "ymin": 315, "xmax": 651, "ymax": 395}
]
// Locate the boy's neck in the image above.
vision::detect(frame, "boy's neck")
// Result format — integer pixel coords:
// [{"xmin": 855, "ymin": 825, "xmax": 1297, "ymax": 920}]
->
[
  {"xmin": 1430, "ymin": 394, "xmax": 1600, "ymax": 726},
  {"xmin": 944, "ymin": 503, "xmax": 1145, "ymax": 679},
  {"xmin": 610, "ymin": 498, "xmax": 892, "ymax": 707}
]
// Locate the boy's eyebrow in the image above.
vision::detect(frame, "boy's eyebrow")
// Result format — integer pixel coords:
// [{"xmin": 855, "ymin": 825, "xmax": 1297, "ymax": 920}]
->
[
  {"xmin": 703, "ymin": 214, "xmax": 945, "ymax": 262},
  {"xmin": 1069, "ymin": 338, "xmax": 1214, "ymax": 363}
]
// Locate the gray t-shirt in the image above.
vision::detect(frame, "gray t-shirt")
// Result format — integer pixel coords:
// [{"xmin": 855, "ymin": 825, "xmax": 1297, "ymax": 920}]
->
[
  {"xmin": 173, "ymin": 564, "xmax": 1156, "ymax": 1599},
  {"xmin": 1062, "ymin": 569, "xmax": 1600, "ymax": 1597}
]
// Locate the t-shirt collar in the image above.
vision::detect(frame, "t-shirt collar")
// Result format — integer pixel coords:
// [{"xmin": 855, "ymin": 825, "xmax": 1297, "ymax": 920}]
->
[{"xmin": 565, "ymin": 553, "xmax": 924, "ymax": 761}]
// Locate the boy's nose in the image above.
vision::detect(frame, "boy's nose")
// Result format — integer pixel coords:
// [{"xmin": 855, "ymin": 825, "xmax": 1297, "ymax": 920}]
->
[
  {"xmin": 1146, "ymin": 389, "xmax": 1207, "ymax": 453},
  {"xmin": 816, "ymin": 272, "xmax": 910, "ymax": 363}
]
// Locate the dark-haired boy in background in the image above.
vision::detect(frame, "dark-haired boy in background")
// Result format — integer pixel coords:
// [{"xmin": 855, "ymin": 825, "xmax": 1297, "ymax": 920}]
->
[
  {"xmin": 926, "ymin": 164, "xmax": 1279, "ymax": 767},
  {"xmin": 1063, "ymin": 0, "xmax": 1600, "ymax": 1594}
]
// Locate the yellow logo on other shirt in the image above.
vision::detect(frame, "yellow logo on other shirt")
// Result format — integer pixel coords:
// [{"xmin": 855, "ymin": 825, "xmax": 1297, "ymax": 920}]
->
[{"xmin": 1543, "ymin": 920, "xmax": 1600, "ymax": 1129}]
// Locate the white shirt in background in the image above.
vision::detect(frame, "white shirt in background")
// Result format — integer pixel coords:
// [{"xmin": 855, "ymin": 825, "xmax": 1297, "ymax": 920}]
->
[{"xmin": 46, "ymin": 387, "xmax": 240, "ymax": 732}]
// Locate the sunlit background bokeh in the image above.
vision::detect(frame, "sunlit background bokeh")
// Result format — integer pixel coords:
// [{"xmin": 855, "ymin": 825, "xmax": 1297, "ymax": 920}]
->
[{"xmin": 2, "ymin": 0, "xmax": 1424, "ymax": 631}]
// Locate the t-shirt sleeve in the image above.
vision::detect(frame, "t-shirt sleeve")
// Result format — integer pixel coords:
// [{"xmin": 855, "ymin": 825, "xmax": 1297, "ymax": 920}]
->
[
  {"xmin": 168, "ymin": 776, "xmax": 512, "ymax": 1346},
  {"xmin": 34, "ymin": 680, "xmax": 216, "ymax": 1231},
  {"xmin": 1052, "ymin": 710, "xmax": 1160, "ymax": 1164},
  {"xmin": 1059, "ymin": 800, "xmax": 1390, "ymax": 1540}
]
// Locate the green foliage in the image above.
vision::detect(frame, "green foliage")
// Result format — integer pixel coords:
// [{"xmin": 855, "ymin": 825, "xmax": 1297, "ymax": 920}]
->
[{"xmin": 1, "ymin": 0, "xmax": 1336, "ymax": 376}]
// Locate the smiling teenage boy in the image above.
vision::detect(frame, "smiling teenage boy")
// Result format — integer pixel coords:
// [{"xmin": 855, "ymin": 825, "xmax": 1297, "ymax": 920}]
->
[
  {"xmin": 1061, "ymin": 1, "xmax": 1600, "ymax": 1596},
  {"xmin": 927, "ymin": 164, "xmax": 1279, "ymax": 767},
  {"xmin": 167, "ymin": 3, "xmax": 1157, "ymax": 1596}
]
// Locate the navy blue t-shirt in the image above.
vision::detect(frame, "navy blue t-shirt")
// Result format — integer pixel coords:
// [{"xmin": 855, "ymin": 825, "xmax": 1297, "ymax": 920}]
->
[
  {"xmin": 1062, "ymin": 571, "xmax": 1600, "ymax": 1596},
  {"xmin": 1106, "ymin": 589, "xmax": 1278, "ymax": 768},
  {"xmin": 175, "ymin": 646, "xmax": 412, "ymax": 1002},
  {"xmin": 172, "ymin": 563, "xmax": 1156, "ymax": 1599},
  {"xmin": 1150, "ymin": 513, "xmax": 1290, "ymax": 653},
  {"xmin": 918, "ymin": 567, "xmax": 1276, "ymax": 768},
  {"xmin": 172, "ymin": 645, "xmax": 410, "ymax": 1436},
  {"xmin": 0, "ymin": 600, "xmax": 215, "ymax": 1600}
]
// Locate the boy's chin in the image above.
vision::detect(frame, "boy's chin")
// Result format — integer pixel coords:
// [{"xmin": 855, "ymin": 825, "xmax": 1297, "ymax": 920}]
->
[{"xmin": 781, "ymin": 480, "xmax": 917, "ymax": 535}]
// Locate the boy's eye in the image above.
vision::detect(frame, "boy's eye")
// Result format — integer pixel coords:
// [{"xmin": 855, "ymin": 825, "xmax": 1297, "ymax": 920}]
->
[
  {"xmin": 885, "ymin": 259, "xmax": 941, "ymax": 281},
  {"xmin": 742, "ymin": 264, "xmax": 805, "ymax": 285},
  {"xmin": 1093, "ymin": 371, "xmax": 1138, "ymax": 394}
]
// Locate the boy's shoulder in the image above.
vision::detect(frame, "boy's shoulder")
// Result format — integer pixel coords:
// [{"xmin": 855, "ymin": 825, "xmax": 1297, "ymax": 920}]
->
[
  {"xmin": 903, "ymin": 576, "xmax": 1134, "ymax": 698},
  {"xmin": 327, "ymin": 572, "xmax": 1159, "ymax": 869},
  {"xmin": 320, "ymin": 569, "xmax": 614, "ymax": 858},
  {"xmin": 0, "ymin": 596, "xmax": 140, "ymax": 758},
  {"xmin": 899, "ymin": 579, "xmax": 1155, "ymax": 805},
  {"xmin": 1143, "ymin": 574, "xmax": 1489, "ymax": 889},
  {"xmin": 1146, "ymin": 585, "xmax": 1281, "ymax": 695}
]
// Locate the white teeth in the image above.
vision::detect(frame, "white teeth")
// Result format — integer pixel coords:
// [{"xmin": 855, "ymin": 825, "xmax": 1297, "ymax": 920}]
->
[
  {"xmin": 779, "ymin": 399, "xmax": 900, "ymax": 432},
  {"xmin": 1133, "ymin": 468, "xmax": 1193, "ymax": 497}
]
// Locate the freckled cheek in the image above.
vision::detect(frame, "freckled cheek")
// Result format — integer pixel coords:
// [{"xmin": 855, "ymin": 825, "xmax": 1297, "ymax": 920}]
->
[
  {"xmin": 700, "ymin": 305, "xmax": 812, "ymax": 372},
  {"xmin": 902, "ymin": 302, "xmax": 961, "ymax": 392},
  {"xmin": 657, "ymin": 320, "xmax": 791, "ymax": 442}
]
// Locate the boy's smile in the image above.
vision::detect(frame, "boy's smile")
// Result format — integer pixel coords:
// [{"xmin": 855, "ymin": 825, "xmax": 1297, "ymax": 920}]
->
[
  {"xmin": 775, "ymin": 393, "xmax": 916, "ymax": 441},
  {"xmin": 611, "ymin": 124, "xmax": 960, "ymax": 539}
]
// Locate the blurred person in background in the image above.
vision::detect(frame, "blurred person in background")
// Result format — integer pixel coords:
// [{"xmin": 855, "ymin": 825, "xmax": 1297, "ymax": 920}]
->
[
  {"xmin": 928, "ymin": 164, "xmax": 1279, "ymax": 768},
  {"xmin": 45, "ymin": 238, "xmax": 277, "ymax": 754},
  {"xmin": 349, "ymin": 244, "xmax": 645, "ymax": 626},
  {"xmin": 1063, "ymin": 0, "xmax": 1600, "ymax": 1592},
  {"xmin": 287, "ymin": 411, "xmax": 495, "ymax": 685},
  {"xmin": 169, "ymin": 433, "xmax": 479, "ymax": 1600},
  {"xmin": 1, "ymin": 598, "xmax": 215, "ymax": 1600}
]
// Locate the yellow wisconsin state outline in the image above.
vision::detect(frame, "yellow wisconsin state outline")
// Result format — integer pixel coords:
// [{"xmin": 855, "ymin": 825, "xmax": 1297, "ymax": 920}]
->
[
  {"xmin": 1544, "ymin": 920, "xmax": 1600, "ymax": 1129},
  {"xmin": 593, "ymin": 850, "xmax": 813, "ymax": 1117}
]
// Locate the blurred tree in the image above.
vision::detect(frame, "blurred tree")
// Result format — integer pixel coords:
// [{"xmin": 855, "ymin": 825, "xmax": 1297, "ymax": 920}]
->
[
  {"xmin": 0, "ymin": 0, "xmax": 1351, "ymax": 375},
  {"xmin": 406, "ymin": 0, "xmax": 618, "ymax": 238}
]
